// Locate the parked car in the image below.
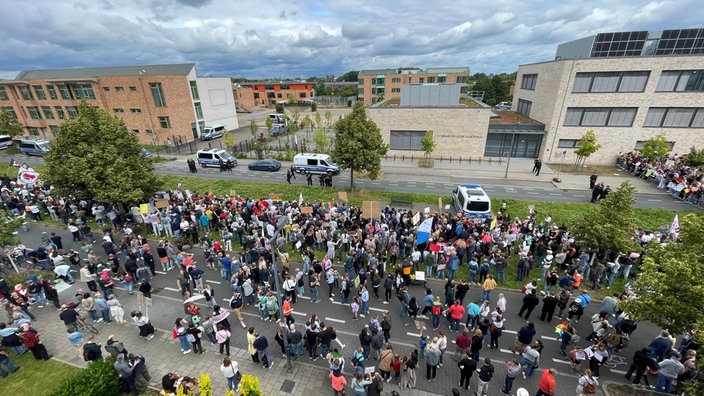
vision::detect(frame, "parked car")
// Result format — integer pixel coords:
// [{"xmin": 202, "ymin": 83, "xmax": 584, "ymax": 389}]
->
[
  {"xmin": 248, "ymin": 158, "xmax": 281, "ymax": 172},
  {"xmin": 269, "ymin": 125, "xmax": 287, "ymax": 136},
  {"xmin": 495, "ymin": 101, "xmax": 511, "ymax": 110},
  {"xmin": 139, "ymin": 148, "xmax": 152, "ymax": 157}
]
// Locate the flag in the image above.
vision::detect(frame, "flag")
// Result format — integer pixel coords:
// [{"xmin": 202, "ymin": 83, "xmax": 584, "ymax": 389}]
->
[
  {"xmin": 417, "ymin": 217, "xmax": 433, "ymax": 245},
  {"xmin": 299, "ymin": 192, "xmax": 303, "ymax": 205},
  {"xmin": 669, "ymin": 214, "xmax": 679, "ymax": 235}
]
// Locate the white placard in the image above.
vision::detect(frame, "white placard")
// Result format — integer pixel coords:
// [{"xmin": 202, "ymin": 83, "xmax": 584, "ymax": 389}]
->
[{"xmin": 424, "ymin": 207, "xmax": 430, "ymax": 214}]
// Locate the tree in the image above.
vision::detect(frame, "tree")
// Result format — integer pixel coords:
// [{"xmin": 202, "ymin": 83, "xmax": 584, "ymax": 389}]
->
[
  {"xmin": 638, "ymin": 133, "xmax": 671, "ymax": 159},
  {"xmin": 287, "ymin": 93, "xmax": 295, "ymax": 104},
  {"xmin": 313, "ymin": 126, "xmax": 329, "ymax": 153},
  {"xmin": 265, "ymin": 117, "xmax": 273, "ymax": 130},
  {"xmin": 573, "ymin": 130, "xmax": 602, "ymax": 170},
  {"xmin": 249, "ymin": 120, "xmax": 263, "ymax": 159},
  {"xmin": 0, "ymin": 107, "xmax": 23, "ymax": 137},
  {"xmin": 336, "ymin": 71, "xmax": 359, "ymax": 82},
  {"xmin": 684, "ymin": 146, "xmax": 704, "ymax": 167},
  {"xmin": 43, "ymin": 101, "xmax": 162, "ymax": 203},
  {"xmin": 324, "ymin": 110, "xmax": 332, "ymax": 127},
  {"xmin": 314, "ymin": 111, "xmax": 322, "ymax": 128},
  {"xmin": 275, "ymin": 103, "xmax": 284, "ymax": 113},
  {"xmin": 571, "ymin": 181, "xmax": 638, "ymax": 254},
  {"xmin": 222, "ymin": 130, "xmax": 235, "ymax": 151},
  {"xmin": 332, "ymin": 101, "xmax": 389, "ymax": 188},
  {"xmin": 419, "ymin": 130, "xmax": 436, "ymax": 158}
]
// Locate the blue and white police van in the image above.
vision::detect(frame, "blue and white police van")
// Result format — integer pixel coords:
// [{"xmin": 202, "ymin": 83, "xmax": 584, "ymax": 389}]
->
[
  {"xmin": 292, "ymin": 153, "xmax": 340, "ymax": 175},
  {"xmin": 196, "ymin": 148, "xmax": 237, "ymax": 168},
  {"xmin": 452, "ymin": 184, "xmax": 492, "ymax": 219}
]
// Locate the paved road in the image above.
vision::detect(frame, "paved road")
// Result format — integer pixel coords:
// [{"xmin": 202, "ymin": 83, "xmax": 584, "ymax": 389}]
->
[{"xmin": 14, "ymin": 224, "xmax": 661, "ymax": 396}]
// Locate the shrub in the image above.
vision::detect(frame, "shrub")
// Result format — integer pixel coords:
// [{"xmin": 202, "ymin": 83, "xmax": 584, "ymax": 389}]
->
[
  {"xmin": 239, "ymin": 374, "xmax": 263, "ymax": 396},
  {"xmin": 311, "ymin": 102, "xmax": 317, "ymax": 112},
  {"xmin": 48, "ymin": 358, "xmax": 121, "ymax": 396}
]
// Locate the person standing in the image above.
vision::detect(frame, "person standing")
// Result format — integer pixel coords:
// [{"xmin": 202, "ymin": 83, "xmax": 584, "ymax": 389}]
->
[
  {"xmin": 82, "ymin": 334, "xmax": 102, "ymax": 361},
  {"xmin": 501, "ymin": 358, "xmax": 520, "ymax": 395},
  {"xmin": 19, "ymin": 325, "xmax": 52, "ymax": 361},
  {"xmin": 105, "ymin": 334, "xmax": 128, "ymax": 359},
  {"xmin": 539, "ymin": 292, "xmax": 558, "ymax": 322},
  {"xmin": 520, "ymin": 341, "xmax": 541, "ymax": 378},
  {"xmin": 589, "ymin": 174, "xmax": 597, "ymax": 190},
  {"xmin": 536, "ymin": 368, "xmax": 558, "ymax": 396},
  {"xmin": 475, "ymin": 357, "xmax": 495, "ymax": 396},
  {"xmin": 114, "ymin": 354, "xmax": 140, "ymax": 396},
  {"xmin": 576, "ymin": 368, "xmax": 599, "ymax": 395},
  {"xmin": 216, "ymin": 323, "xmax": 231, "ymax": 357},
  {"xmin": 481, "ymin": 275, "xmax": 496, "ymax": 302},
  {"xmin": 457, "ymin": 351, "xmax": 476, "ymax": 391},
  {"xmin": 330, "ymin": 369, "xmax": 347, "ymax": 396},
  {"xmin": 532, "ymin": 158, "xmax": 540, "ymax": 174},
  {"xmin": 535, "ymin": 160, "xmax": 542, "ymax": 176},
  {"xmin": 253, "ymin": 331, "xmax": 273, "ymax": 368},
  {"xmin": 425, "ymin": 338, "xmax": 441, "ymax": 382},
  {"xmin": 454, "ymin": 328, "xmax": 472, "ymax": 361},
  {"xmin": 656, "ymin": 351, "xmax": 684, "ymax": 393},
  {"xmin": 220, "ymin": 357, "xmax": 240, "ymax": 392},
  {"xmin": 518, "ymin": 290, "xmax": 539, "ymax": 320}
]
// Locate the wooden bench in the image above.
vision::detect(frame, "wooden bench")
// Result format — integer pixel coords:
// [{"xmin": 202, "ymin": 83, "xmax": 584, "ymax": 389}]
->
[{"xmin": 389, "ymin": 196, "xmax": 413, "ymax": 208}]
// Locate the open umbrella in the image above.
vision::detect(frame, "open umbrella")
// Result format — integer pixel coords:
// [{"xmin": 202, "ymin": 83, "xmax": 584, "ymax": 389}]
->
[{"xmin": 183, "ymin": 294, "xmax": 205, "ymax": 304}]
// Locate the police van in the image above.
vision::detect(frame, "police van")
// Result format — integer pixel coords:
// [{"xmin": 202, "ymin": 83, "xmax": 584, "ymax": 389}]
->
[
  {"xmin": 292, "ymin": 153, "xmax": 340, "ymax": 175},
  {"xmin": 200, "ymin": 124, "xmax": 225, "ymax": 141},
  {"xmin": 196, "ymin": 148, "xmax": 238, "ymax": 168},
  {"xmin": 19, "ymin": 138, "xmax": 51, "ymax": 156},
  {"xmin": 452, "ymin": 184, "xmax": 492, "ymax": 219}
]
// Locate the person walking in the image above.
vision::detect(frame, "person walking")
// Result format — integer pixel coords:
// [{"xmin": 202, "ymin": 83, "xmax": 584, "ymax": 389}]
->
[
  {"xmin": 425, "ymin": 338, "xmax": 441, "ymax": 382},
  {"xmin": 518, "ymin": 290, "xmax": 540, "ymax": 320},
  {"xmin": 457, "ymin": 351, "xmax": 476, "ymax": 391},
  {"xmin": 220, "ymin": 357, "xmax": 240, "ymax": 392},
  {"xmin": 329, "ymin": 369, "xmax": 347, "ymax": 396},
  {"xmin": 624, "ymin": 347, "xmax": 656, "ymax": 386},
  {"xmin": 174, "ymin": 318, "xmax": 192, "ymax": 354},
  {"xmin": 475, "ymin": 357, "xmax": 495, "ymax": 396},
  {"xmin": 520, "ymin": 341, "xmax": 541, "ymax": 378},
  {"xmin": 536, "ymin": 368, "xmax": 558, "ymax": 396},
  {"xmin": 576, "ymin": 368, "xmax": 599, "ymax": 395},
  {"xmin": 114, "ymin": 354, "xmax": 140, "ymax": 396},
  {"xmin": 500, "ymin": 358, "xmax": 521, "ymax": 395}
]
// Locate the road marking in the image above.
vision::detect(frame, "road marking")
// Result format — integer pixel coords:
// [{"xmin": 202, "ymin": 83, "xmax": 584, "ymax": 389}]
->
[
  {"xmin": 610, "ymin": 369, "xmax": 628, "ymax": 375},
  {"xmin": 330, "ymin": 300, "xmax": 385, "ymax": 313},
  {"xmin": 647, "ymin": 199, "xmax": 662, "ymax": 202},
  {"xmin": 407, "ymin": 332, "xmax": 421, "ymax": 337},
  {"xmin": 155, "ymin": 271, "xmax": 167, "ymax": 275},
  {"xmin": 503, "ymin": 329, "xmax": 517, "ymax": 334},
  {"xmin": 325, "ymin": 317, "xmax": 346, "ymax": 324},
  {"xmin": 334, "ymin": 329, "xmax": 416, "ymax": 349},
  {"xmin": 571, "ymin": 195, "xmax": 586, "ymax": 198},
  {"xmin": 551, "ymin": 358, "xmax": 570, "ymax": 365},
  {"xmin": 205, "ymin": 280, "xmax": 221, "ymax": 285},
  {"xmin": 292, "ymin": 312, "xmax": 308, "ymax": 317},
  {"xmin": 526, "ymin": 192, "xmax": 540, "ymax": 195},
  {"xmin": 541, "ymin": 335, "xmax": 559, "ymax": 341},
  {"xmin": 299, "ymin": 295, "xmax": 311, "ymax": 300},
  {"xmin": 549, "ymin": 193, "xmax": 562, "ymax": 196},
  {"xmin": 499, "ymin": 348, "xmax": 514, "ymax": 354},
  {"xmin": 163, "ymin": 287, "xmax": 180, "ymax": 292}
]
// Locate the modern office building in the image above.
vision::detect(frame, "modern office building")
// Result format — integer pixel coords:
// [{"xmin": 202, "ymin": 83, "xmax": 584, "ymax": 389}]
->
[
  {"xmin": 234, "ymin": 81, "xmax": 315, "ymax": 110},
  {"xmin": 513, "ymin": 28, "xmax": 704, "ymax": 164},
  {"xmin": 0, "ymin": 63, "xmax": 238, "ymax": 143},
  {"xmin": 357, "ymin": 67, "xmax": 471, "ymax": 104}
]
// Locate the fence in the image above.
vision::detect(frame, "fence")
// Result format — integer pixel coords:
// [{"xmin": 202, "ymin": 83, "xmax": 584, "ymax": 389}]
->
[
  {"xmin": 382, "ymin": 154, "xmax": 505, "ymax": 166},
  {"xmin": 163, "ymin": 137, "xmax": 199, "ymax": 155}
]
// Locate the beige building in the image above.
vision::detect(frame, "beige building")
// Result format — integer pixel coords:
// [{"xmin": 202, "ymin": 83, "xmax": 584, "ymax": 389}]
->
[
  {"xmin": 234, "ymin": 82, "xmax": 315, "ymax": 110},
  {"xmin": 513, "ymin": 28, "xmax": 704, "ymax": 164},
  {"xmin": 357, "ymin": 67, "xmax": 471, "ymax": 104},
  {"xmin": 0, "ymin": 63, "xmax": 238, "ymax": 143}
]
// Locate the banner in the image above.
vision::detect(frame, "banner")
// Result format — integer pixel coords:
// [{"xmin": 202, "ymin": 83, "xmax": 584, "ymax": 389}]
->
[
  {"xmin": 669, "ymin": 214, "xmax": 679, "ymax": 236},
  {"xmin": 416, "ymin": 217, "xmax": 433, "ymax": 245},
  {"xmin": 17, "ymin": 170, "xmax": 39, "ymax": 185},
  {"xmin": 299, "ymin": 192, "xmax": 303, "ymax": 205}
]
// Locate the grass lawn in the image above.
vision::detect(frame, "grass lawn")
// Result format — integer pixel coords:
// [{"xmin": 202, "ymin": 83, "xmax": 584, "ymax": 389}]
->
[{"xmin": 1, "ymin": 351, "xmax": 80, "ymax": 395}]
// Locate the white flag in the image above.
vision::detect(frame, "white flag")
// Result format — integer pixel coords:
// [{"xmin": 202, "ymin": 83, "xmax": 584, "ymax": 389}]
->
[
  {"xmin": 299, "ymin": 192, "xmax": 303, "ymax": 205},
  {"xmin": 669, "ymin": 214, "xmax": 679, "ymax": 235}
]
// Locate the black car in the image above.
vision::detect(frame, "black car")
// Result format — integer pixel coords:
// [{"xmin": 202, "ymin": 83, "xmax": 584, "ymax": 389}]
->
[{"xmin": 248, "ymin": 158, "xmax": 281, "ymax": 172}]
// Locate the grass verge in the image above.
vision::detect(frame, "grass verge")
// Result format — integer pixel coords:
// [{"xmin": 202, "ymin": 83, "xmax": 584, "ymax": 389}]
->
[{"xmin": 1, "ymin": 351, "xmax": 80, "ymax": 395}]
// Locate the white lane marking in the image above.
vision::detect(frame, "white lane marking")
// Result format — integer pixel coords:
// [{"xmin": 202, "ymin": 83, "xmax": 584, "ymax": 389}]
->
[
  {"xmin": 292, "ymin": 312, "xmax": 308, "ymax": 317},
  {"xmin": 552, "ymin": 358, "xmax": 570, "ymax": 365},
  {"xmin": 155, "ymin": 271, "xmax": 167, "ymax": 275},
  {"xmin": 163, "ymin": 287, "xmax": 180, "ymax": 292},
  {"xmin": 610, "ymin": 369, "xmax": 628, "ymax": 375},
  {"xmin": 205, "ymin": 280, "xmax": 221, "ymax": 285},
  {"xmin": 299, "ymin": 295, "xmax": 311, "ymax": 300},
  {"xmin": 407, "ymin": 332, "xmax": 421, "ymax": 337},
  {"xmin": 541, "ymin": 336, "xmax": 559, "ymax": 341},
  {"xmin": 526, "ymin": 192, "xmax": 540, "ymax": 195},
  {"xmin": 503, "ymin": 329, "xmax": 517, "ymax": 334},
  {"xmin": 499, "ymin": 348, "xmax": 514, "ymax": 354},
  {"xmin": 549, "ymin": 193, "xmax": 562, "ymax": 196},
  {"xmin": 325, "ymin": 317, "xmax": 346, "ymax": 324},
  {"xmin": 647, "ymin": 199, "xmax": 662, "ymax": 202},
  {"xmin": 572, "ymin": 195, "xmax": 586, "ymax": 198},
  {"xmin": 335, "ymin": 329, "xmax": 416, "ymax": 349},
  {"xmin": 330, "ymin": 300, "xmax": 385, "ymax": 313}
]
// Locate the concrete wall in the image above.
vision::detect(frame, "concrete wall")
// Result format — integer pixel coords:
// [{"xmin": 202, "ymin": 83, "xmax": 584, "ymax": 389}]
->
[{"xmin": 196, "ymin": 77, "xmax": 239, "ymax": 132}]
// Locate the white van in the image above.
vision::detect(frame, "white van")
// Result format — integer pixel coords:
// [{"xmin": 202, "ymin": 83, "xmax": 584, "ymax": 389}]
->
[
  {"xmin": 293, "ymin": 153, "xmax": 340, "ymax": 175},
  {"xmin": 452, "ymin": 184, "xmax": 492, "ymax": 219},
  {"xmin": 0, "ymin": 135, "xmax": 12, "ymax": 150},
  {"xmin": 196, "ymin": 148, "xmax": 237, "ymax": 168},
  {"xmin": 19, "ymin": 138, "xmax": 51, "ymax": 156},
  {"xmin": 200, "ymin": 124, "xmax": 225, "ymax": 141},
  {"xmin": 269, "ymin": 113, "xmax": 286, "ymax": 126}
]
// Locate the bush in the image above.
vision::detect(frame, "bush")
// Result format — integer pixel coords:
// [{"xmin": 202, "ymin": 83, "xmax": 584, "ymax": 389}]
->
[
  {"xmin": 239, "ymin": 374, "xmax": 263, "ymax": 396},
  {"xmin": 311, "ymin": 102, "xmax": 317, "ymax": 112},
  {"xmin": 275, "ymin": 104, "xmax": 284, "ymax": 113},
  {"xmin": 48, "ymin": 358, "xmax": 122, "ymax": 396}
]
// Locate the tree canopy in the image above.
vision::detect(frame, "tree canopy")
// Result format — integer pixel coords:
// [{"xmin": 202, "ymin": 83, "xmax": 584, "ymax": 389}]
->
[
  {"xmin": 332, "ymin": 102, "xmax": 388, "ymax": 188},
  {"xmin": 638, "ymin": 133, "xmax": 671, "ymax": 159},
  {"xmin": 0, "ymin": 107, "xmax": 23, "ymax": 137},
  {"xmin": 420, "ymin": 130, "xmax": 436, "ymax": 157},
  {"xmin": 573, "ymin": 130, "xmax": 602, "ymax": 169},
  {"xmin": 571, "ymin": 181, "xmax": 638, "ymax": 253},
  {"xmin": 43, "ymin": 101, "xmax": 162, "ymax": 203}
]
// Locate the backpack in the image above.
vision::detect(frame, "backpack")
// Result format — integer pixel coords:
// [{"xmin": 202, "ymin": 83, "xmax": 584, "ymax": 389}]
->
[
  {"xmin": 377, "ymin": 378, "xmax": 383, "ymax": 391},
  {"xmin": 83, "ymin": 346, "xmax": 96, "ymax": 361},
  {"xmin": 479, "ymin": 365, "xmax": 493, "ymax": 382},
  {"xmin": 381, "ymin": 319, "xmax": 391, "ymax": 331},
  {"xmin": 431, "ymin": 304, "xmax": 442, "ymax": 315},
  {"xmin": 351, "ymin": 355, "xmax": 361, "ymax": 366},
  {"xmin": 297, "ymin": 277, "xmax": 304, "ymax": 287},
  {"xmin": 265, "ymin": 297, "xmax": 276, "ymax": 311}
]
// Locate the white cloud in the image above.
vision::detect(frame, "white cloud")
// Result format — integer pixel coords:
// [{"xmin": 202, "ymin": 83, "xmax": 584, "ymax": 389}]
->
[{"xmin": 0, "ymin": 0, "xmax": 701, "ymax": 79}]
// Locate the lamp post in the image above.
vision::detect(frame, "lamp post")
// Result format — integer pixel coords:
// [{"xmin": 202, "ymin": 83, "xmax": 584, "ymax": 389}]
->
[{"xmin": 504, "ymin": 133, "xmax": 516, "ymax": 178}]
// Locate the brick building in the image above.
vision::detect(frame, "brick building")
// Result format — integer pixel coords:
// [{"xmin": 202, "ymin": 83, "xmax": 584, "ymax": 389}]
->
[
  {"xmin": 234, "ymin": 82, "xmax": 315, "ymax": 111},
  {"xmin": 357, "ymin": 67, "xmax": 471, "ymax": 104},
  {"xmin": 513, "ymin": 28, "xmax": 704, "ymax": 164},
  {"xmin": 0, "ymin": 63, "xmax": 238, "ymax": 143}
]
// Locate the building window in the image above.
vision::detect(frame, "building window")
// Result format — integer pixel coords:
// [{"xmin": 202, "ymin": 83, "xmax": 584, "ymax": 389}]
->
[
  {"xmin": 299, "ymin": 92, "xmax": 307, "ymax": 98},
  {"xmin": 33, "ymin": 86, "xmax": 47, "ymax": 100},
  {"xmin": 132, "ymin": 129, "xmax": 140, "ymax": 134},
  {"xmin": 103, "ymin": 87, "xmax": 110, "ymax": 92},
  {"xmin": 189, "ymin": 81, "xmax": 200, "ymax": 100},
  {"xmin": 635, "ymin": 140, "xmax": 675, "ymax": 150},
  {"xmin": 158, "ymin": 116, "xmax": 171, "ymax": 129},
  {"xmin": 427, "ymin": 77, "xmax": 435, "ymax": 83},
  {"xmin": 55, "ymin": 106, "xmax": 65, "ymax": 119},
  {"xmin": 437, "ymin": 76, "xmax": 446, "ymax": 83},
  {"xmin": 419, "ymin": 78, "xmax": 425, "ymax": 84},
  {"xmin": 114, "ymin": 108, "xmax": 125, "ymax": 114},
  {"xmin": 149, "ymin": 83, "xmax": 166, "ymax": 107},
  {"xmin": 49, "ymin": 125, "xmax": 59, "ymax": 135},
  {"xmin": 391, "ymin": 78, "xmax": 401, "ymax": 83},
  {"xmin": 41, "ymin": 106, "xmax": 54, "ymax": 119},
  {"xmin": 20, "ymin": 86, "xmax": 33, "ymax": 100},
  {"xmin": 391, "ymin": 88, "xmax": 401, "ymax": 93},
  {"xmin": 455, "ymin": 76, "xmax": 470, "ymax": 84},
  {"xmin": 521, "ymin": 74, "xmax": 538, "ymax": 90},
  {"xmin": 572, "ymin": 71, "xmax": 649, "ymax": 93},
  {"xmin": 516, "ymin": 99, "xmax": 532, "ymax": 117},
  {"xmin": 390, "ymin": 130, "xmax": 425, "ymax": 150},
  {"xmin": 27, "ymin": 106, "xmax": 41, "ymax": 120},
  {"xmin": 644, "ymin": 107, "xmax": 704, "ymax": 127},
  {"xmin": 146, "ymin": 129, "xmax": 154, "ymax": 135},
  {"xmin": 3, "ymin": 107, "xmax": 17, "ymax": 118},
  {"xmin": 130, "ymin": 108, "xmax": 142, "ymax": 114},
  {"xmin": 66, "ymin": 106, "xmax": 78, "ymax": 118},
  {"xmin": 557, "ymin": 139, "xmax": 580, "ymax": 148},
  {"xmin": 358, "ymin": 78, "xmax": 364, "ymax": 85},
  {"xmin": 47, "ymin": 85, "xmax": 57, "ymax": 100},
  {"xmin": 357, "ymin": 88, "xmax": 364, "ymax": 95},
  {"xmin": 564, "ymin": 107, "xmax": 637, "ymax": 126},
  {"xmin": 253, "ymin": 93, "xmax": 260, "ymax": 99},
  {"xmin": 371, "ymin": 78, "xmax": 385, "ymax": 85},
  {"xmin": 0, "ymin": 87, "xmax": 8, "ymax": 100},
  {"xmin": 116, "ymin": 86, "xmax": 125, "ymax": 92},
  {"xmin": 129, "ymin": 86, "xmax": 137, "ymax": 92},
  {"xmin": 27, "ymin": 127, "xmax": 40, "ymax": 137},
  {"xmin": 58, "ymin": 85, "xmax": 72, "ymax": 100},
  {"xmin": 277, "ymin": 93, "xmax": 282, "ymax": 98},
  {"xmin": 73, "ymin": 84, "xmax": 96, "ymax": 100},
  {"xmin": 656, "ymin": 70, "xmax": 704, "ymax": 92},
  {"xmin": 194, "ymin": 102, "xmax": 203, "ymax": 119}
]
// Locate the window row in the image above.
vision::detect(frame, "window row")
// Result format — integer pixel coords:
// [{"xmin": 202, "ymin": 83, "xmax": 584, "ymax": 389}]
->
[
  {"xmin": 644, "ymin": 107, "xmax": 704, "ymax": 128},
  {"xmin": 573, "ymin": 71, "xmax": 649, "ymax": 93},
  {"xmin": 558, "ymin": 139, "xmax": 676, "ymax": 151},
  {"xmin": 8, "ymin": 105, "xmax": 77, "ymax": 120},
  {"xmin": 389, "ymin": 130, "xmax": 425, "ymax": 150},
  {"xmin": 564, "ymin": 107, "xmax": 637, "ymax": 127},
  {"xmin": 655, "ymin": 70, "xmax": 704, "ymax": 92}
]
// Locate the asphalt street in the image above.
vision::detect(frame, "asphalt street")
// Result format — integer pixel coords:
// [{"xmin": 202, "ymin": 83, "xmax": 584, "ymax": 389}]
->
[{"xmin": 12, "ymin": 224, "xmax": 663, "ymax": 396}]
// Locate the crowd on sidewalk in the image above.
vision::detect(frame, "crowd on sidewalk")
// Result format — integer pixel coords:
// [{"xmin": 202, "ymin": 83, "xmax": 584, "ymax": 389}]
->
[{"xmin": 0, "ymin": 171, "xmax": 700, "ymax": 395}]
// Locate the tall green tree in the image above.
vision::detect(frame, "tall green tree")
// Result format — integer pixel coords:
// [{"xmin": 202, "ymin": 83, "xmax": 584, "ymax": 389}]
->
[
  {"xmin": 638, "ymin": 133, "xmax": 671, "ymax": 159},
  {"xmin": 571, "ymin": 181, "xmax": 638, "ymax": 254},
  {"xmin": 420, "ymin": 130, "xmax": 436, "ymax": 158},
  {"xmin": 0, "ymin": 107, "xmax": 23, "ymax": 137},
  {"xmin": 573, "ymin": 129, "xmax": 602, "ymax": 170},
  {"xmin": 336, "ymin": 71, "xmax": 359, "ymax": 82},
  {"xmin": 684, "ymin": 146, "xmax": 704, "ymax": 167},
  {"xmin": 332, "ymin": 102, "xmax": 388, "ymax": 188},
  {"xmin": 43, "ymin": 102, "xmax": 162, "ymax": 203},
  {"xmin": 313, "ymin": 126, "xmax": 329, "ymax": 153}
]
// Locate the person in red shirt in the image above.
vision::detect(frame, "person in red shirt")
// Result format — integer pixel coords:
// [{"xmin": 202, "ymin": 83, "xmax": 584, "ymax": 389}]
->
[
  {"xmin": 454, "ymin": 328, "xmax": 472, "ymax": 360},
  {"xmin": 536, "ymin": 368, "xmax": 558, "ymax": 395},
  {"xmin": 448, "ymin": 299, "xmax": 465, "ymax": 332},
  {"xmin": 282, "ymin": 296, "xmax": 294, "ymax": 326}
]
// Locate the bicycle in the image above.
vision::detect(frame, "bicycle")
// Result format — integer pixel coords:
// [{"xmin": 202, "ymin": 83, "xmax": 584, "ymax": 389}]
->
[{"xmin": 75, "ymin": 312, "xmax": 100, "ymax": 335}]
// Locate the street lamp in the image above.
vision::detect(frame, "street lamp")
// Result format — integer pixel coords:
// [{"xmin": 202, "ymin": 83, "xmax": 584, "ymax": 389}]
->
[{"xmin": 503, "ymin": 133, "xmax": 516, "ymax": 178}]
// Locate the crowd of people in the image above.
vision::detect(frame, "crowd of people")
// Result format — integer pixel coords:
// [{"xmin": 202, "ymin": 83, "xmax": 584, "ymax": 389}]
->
[{"xmin": 0, "ymin": 167, "xmax": 700, "ymax": 395}]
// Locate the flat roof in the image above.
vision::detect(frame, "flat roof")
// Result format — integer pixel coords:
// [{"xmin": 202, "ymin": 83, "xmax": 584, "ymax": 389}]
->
[{"xmin": 14, "ymin": 63, "xmax": 195, "ymax": 80}]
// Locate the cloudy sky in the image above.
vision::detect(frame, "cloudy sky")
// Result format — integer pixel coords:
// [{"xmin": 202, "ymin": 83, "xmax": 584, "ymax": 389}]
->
[{"xmin": 1, "ymin": 0, "xmax": 702, "ymax": 80}]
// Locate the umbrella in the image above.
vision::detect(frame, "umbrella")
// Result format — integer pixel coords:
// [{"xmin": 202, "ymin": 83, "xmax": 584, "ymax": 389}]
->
[{"xmin": 183, "ymin": 294, "xmax": 205, "ymax": 304}]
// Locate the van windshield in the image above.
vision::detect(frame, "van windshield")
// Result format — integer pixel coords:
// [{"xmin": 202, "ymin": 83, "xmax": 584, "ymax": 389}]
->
[
  {"xmin": 38, "ymin": 142, "xmax": 51, "ymax": 151},
  {"xmin": 321, "ymin": 160, "xmax": 330, "ymax": 166},
  {"xmin": 466, "ymin": 201, "xmax": 489, "ymax": 212}
]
